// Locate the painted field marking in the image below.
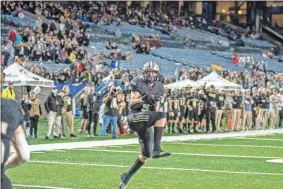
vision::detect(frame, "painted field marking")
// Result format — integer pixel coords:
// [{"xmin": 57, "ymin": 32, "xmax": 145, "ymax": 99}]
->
[
  {"xmin": 166, "ymin": 143, "xmax": 283, "ymax": 149},
  {"xmin": 68, "ymin": 149, "xmax": 282, "ymax": 159},
  {"xmin": 233, "ymin": 137, "xmax": 283, "ymax": 142},
  {"xmin": 11, "ymin": 129, "xmax": 283, "ymax": 152},
  {"xmin": 13, "ymin": 184, "xmax": 76, "ymax": 189},
  {"xmin": 266, "ymin": 159, "xmax": 283, "ymax": 164},
  {"xmin": 28, "ymin": 160, "xmax": 283, "ymax": 176}
]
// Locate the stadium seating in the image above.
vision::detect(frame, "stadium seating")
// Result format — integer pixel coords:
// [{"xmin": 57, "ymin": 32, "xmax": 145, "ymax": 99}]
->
[{"xmin": 2, "ymin": 14, "xmax": 36, "ymax": 27}]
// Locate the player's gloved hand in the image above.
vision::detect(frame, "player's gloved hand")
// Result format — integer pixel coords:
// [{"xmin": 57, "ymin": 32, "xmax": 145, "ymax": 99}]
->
[
  {"xmin": 141, "ymin": 94, "xmax": 148, "ymax": 102},
  {"xmin": 145, "ymin": 92, "xmax": 160, "ymax": 105},
  {"xmin": 177, "ymin": 112, "xmax": 181, "ymax": 117},
  {"xmin": 169, "ymin": 111, "xmax": 174, "ymax": 117}
]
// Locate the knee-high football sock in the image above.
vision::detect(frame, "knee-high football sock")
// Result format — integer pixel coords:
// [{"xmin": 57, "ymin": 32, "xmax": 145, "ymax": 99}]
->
[
  {"xmin": 153, "ymin": 127, "xmax": 164, "ymax": 152},
  {"xmin": 121, "ymin": 158, "xmax": 144, "ymax": 185}
]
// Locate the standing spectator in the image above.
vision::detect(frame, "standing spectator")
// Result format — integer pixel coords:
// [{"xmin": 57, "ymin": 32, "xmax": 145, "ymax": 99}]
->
[
  {"xmin": 278, "ymin": 88, "xmax": 283, "ymax": 128},
  {"xmin": 2, "ymin": 81, "xmax": 15, "ymax": 100},
  {"xmin": 86, "ymin": 84, "xmax": 99, "ymax": 137},
  {"xmin": 79, "ymin": 86, "xmax": 89, "ymax": 133},
  {"xmin": 117, "ymin": 89, "xmax": 126, "ymax": 135},
  {"xmin": 203, "ymin": 84, "xmax": 217, "ymax": 132},
  {"xmin": 44, "ymin": 86, "xmax": 62, "ymax": 139},
  {"xmin": 21, "ymin": 93, "xmax": 31, "ymax": 138},
  {"xmin": 29, "ymin": 91, "xmax": 42, "ymax": 139},
  {"xmin": 231, "ymin": 90, "xmax": 242, "ymax": 131},
  {"xmin": 100, "ymin": 85, "xmax": 119, "ymax": 139},
  {"xmin": 61, "ymin": 85, "xmax": 76, "ymax": 137},
  {"xmin": 269, "ymin": 89, "xmax": 280, "ymax": 129},
  {"xmin": 257, "ymin": 89, "xmax": 268, "ymax": 129},
  {"xmin": 242, "ymin": 90, "xmax": 253, "ymax": 131},
  {"xmin": 224, "ymin": 91, "xmax": 233, "ymax": 130},
  {"xmin": 216, "ymin": 88, "xmax": 225, "ymax": 132}
]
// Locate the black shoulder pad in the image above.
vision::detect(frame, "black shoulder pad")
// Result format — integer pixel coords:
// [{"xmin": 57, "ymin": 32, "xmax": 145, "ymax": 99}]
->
[{"xmin": 129, "ymin": 77, "xmax": 140, "ymax": 91}]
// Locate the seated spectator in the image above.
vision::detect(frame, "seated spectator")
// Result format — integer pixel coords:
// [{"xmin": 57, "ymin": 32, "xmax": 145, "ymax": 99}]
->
[
  {"xmin": 145, "ymin": 41, "xmax": 150, "ymax": 54},
  {"xmin": 232, "ymin": 52, "xmax": 239, "ymax": 65}
]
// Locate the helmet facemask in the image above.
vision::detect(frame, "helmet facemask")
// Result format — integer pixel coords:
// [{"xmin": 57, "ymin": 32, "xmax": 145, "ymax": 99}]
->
[{"xmin": 143, "ymin": 70, "xmax": 158, "ymax": 84}]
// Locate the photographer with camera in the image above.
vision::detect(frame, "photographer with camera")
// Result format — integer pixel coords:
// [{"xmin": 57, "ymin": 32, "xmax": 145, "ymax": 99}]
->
[{"xmin": 100, "ymin": 84, "xmax": 119, "ymax": 139}]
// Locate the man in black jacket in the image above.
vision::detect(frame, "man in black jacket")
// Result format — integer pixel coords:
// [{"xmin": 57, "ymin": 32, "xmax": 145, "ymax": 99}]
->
[
  {"xmin": 86, "ymin": 84, "xmax": 100, "ymax": 137},
  {"xmin": 44, "ymin": 87, "xmax": 64, "ymax": 139},
  {"xmin": 203, "ymin": 83, "xmax": 217, "ymax": 132}
]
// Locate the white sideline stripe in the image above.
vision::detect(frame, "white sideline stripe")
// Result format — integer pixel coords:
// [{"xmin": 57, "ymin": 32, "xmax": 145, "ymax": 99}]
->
[
  {"xmin": 10, "ymin": 129, "xmax": 283, "ymax": 152},
  {"xmin": 49, "ymin": 150, "xmax": 66, "ymax": 152},
  {"xmin": 29, "ymin": 160, "xmax": 283, "ymax": 176},
  {"xmin": 266, "ymin": 159, "xmax": 283, "ymax": 164},
  {"xmin": 107, "ymin": 145, "xmax": 122, "ymax": 148},
  {"xmin": 69, "ymin": 149, "xmax": 282, "ymax": 159},
  {"xmin": 167, "ymin": 143, "xmax": 283, "ymax": 149},
  {"xmin": 31, "ymin": 152, "xmax": 45, "ymax": 154},
  {"xmin": 13, "ymin": 184, "xmax": 76, "ymax": 189},
  {"xmin": 233, "ymin": 138, "xmax": 283, "ymax": 141}
]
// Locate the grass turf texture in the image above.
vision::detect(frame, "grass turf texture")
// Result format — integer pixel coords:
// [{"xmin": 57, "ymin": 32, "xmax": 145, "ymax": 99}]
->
[{"xmin": 8, "ymin": 134, "xmax": 283, "ymax": 189}]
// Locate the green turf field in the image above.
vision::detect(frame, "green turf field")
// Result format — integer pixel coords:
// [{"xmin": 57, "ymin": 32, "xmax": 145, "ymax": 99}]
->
[{"xmin": 8, "ymin": 134, "xmax": 283, "ymax": 189}]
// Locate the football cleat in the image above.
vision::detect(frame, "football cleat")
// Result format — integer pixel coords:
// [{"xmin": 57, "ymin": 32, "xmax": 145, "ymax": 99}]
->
[
  {"xmin": 152, "ymin": 150, "xmax": 171, "ymax": 159},
  {"xmin": 119, "ymin": 173, "xmax": 128, "ymax": 189}
]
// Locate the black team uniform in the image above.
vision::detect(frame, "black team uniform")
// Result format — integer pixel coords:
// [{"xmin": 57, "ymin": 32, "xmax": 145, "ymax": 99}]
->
[
  {"xmin": 178, "ymin": 91, "xmax": 187, "ymax": 133},
  {"xmin": 1, "ymin": 99, "xmax": 24, "ymax": 189},
  {"xmin": 188, "ymin": 91, "xmax": 200, "ymax": 132},
  {"xmin": 169, "ymin": 91, "xmax": 179, "ymax": 133},
  {"xmin": 252, "ymin": 92, "xmax": 259, "ymax": 128},
  {"xmin": 120, "ymin": 62, "xmax": 170, "ymax": 189},
  {"xmin": 198, "ymin": 93, "xmax": 206, "ymax": 129}
]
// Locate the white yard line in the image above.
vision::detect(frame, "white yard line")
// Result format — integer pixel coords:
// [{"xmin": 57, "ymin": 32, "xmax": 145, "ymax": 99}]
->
[
  {"xmin": 29, "ymin": 160, "xmax": 283, "ymax": 176},
  {"xmin": 167, "ymin": 143, "xmax": 283, "ymax": 149},
  {"xmin": 13, "ymin": 184, "xmax": 76, "ymax": 189},
  {"xmin": 10, "ymin": 129, "xmax": 283, "ymax": 152},
  {"xmin": 69, "ymin": 149, "xmax": 282, "ymax": 159},
  {"xmin": 266, "ymin": 159, "xmax": 283, "ymax": 164},
  {"xmin": 233, "ymin": 138, "xmax": 283, "ymax": 142}
]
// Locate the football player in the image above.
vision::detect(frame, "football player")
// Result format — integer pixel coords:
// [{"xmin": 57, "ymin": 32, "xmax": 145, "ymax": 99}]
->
[
  {"xmin": 119, "ymin": 61, "xmax": 171, "ymax": 189},
  {"xmin": 1, "ymin": 72, "xmax": 30, "ymax": 189}
]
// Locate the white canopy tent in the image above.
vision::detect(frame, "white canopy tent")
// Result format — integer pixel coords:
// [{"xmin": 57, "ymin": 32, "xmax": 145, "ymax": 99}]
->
[
  {"xmin": 197, "ymin": 71, "xmax": 243, "ymax": 90},
  {"xmin": 3, "ymin": 63, "xmax": 54, "ymax": 116},
  {"xmin": 165, "ymin": 79, "xmax": 198, "ymax": 89},
  {"xmin": 3, "ymin": 63, "xmax": 54, "ymax": 87}
]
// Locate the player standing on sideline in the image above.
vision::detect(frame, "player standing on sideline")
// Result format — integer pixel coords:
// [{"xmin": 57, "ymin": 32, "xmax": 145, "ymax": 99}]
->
[
  {"xmin": 119, "ymin": 61, "xmax": 171, "ymax": 189},
  {"xmin": 1, "ymin": 72, "xmax": 30, "ymax": 189}
]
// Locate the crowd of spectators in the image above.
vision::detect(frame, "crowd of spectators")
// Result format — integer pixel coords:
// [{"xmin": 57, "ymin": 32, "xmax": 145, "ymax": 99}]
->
[{"xmin": 174, "ymin": 66, "xmax": 283, "ymax": 89}]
